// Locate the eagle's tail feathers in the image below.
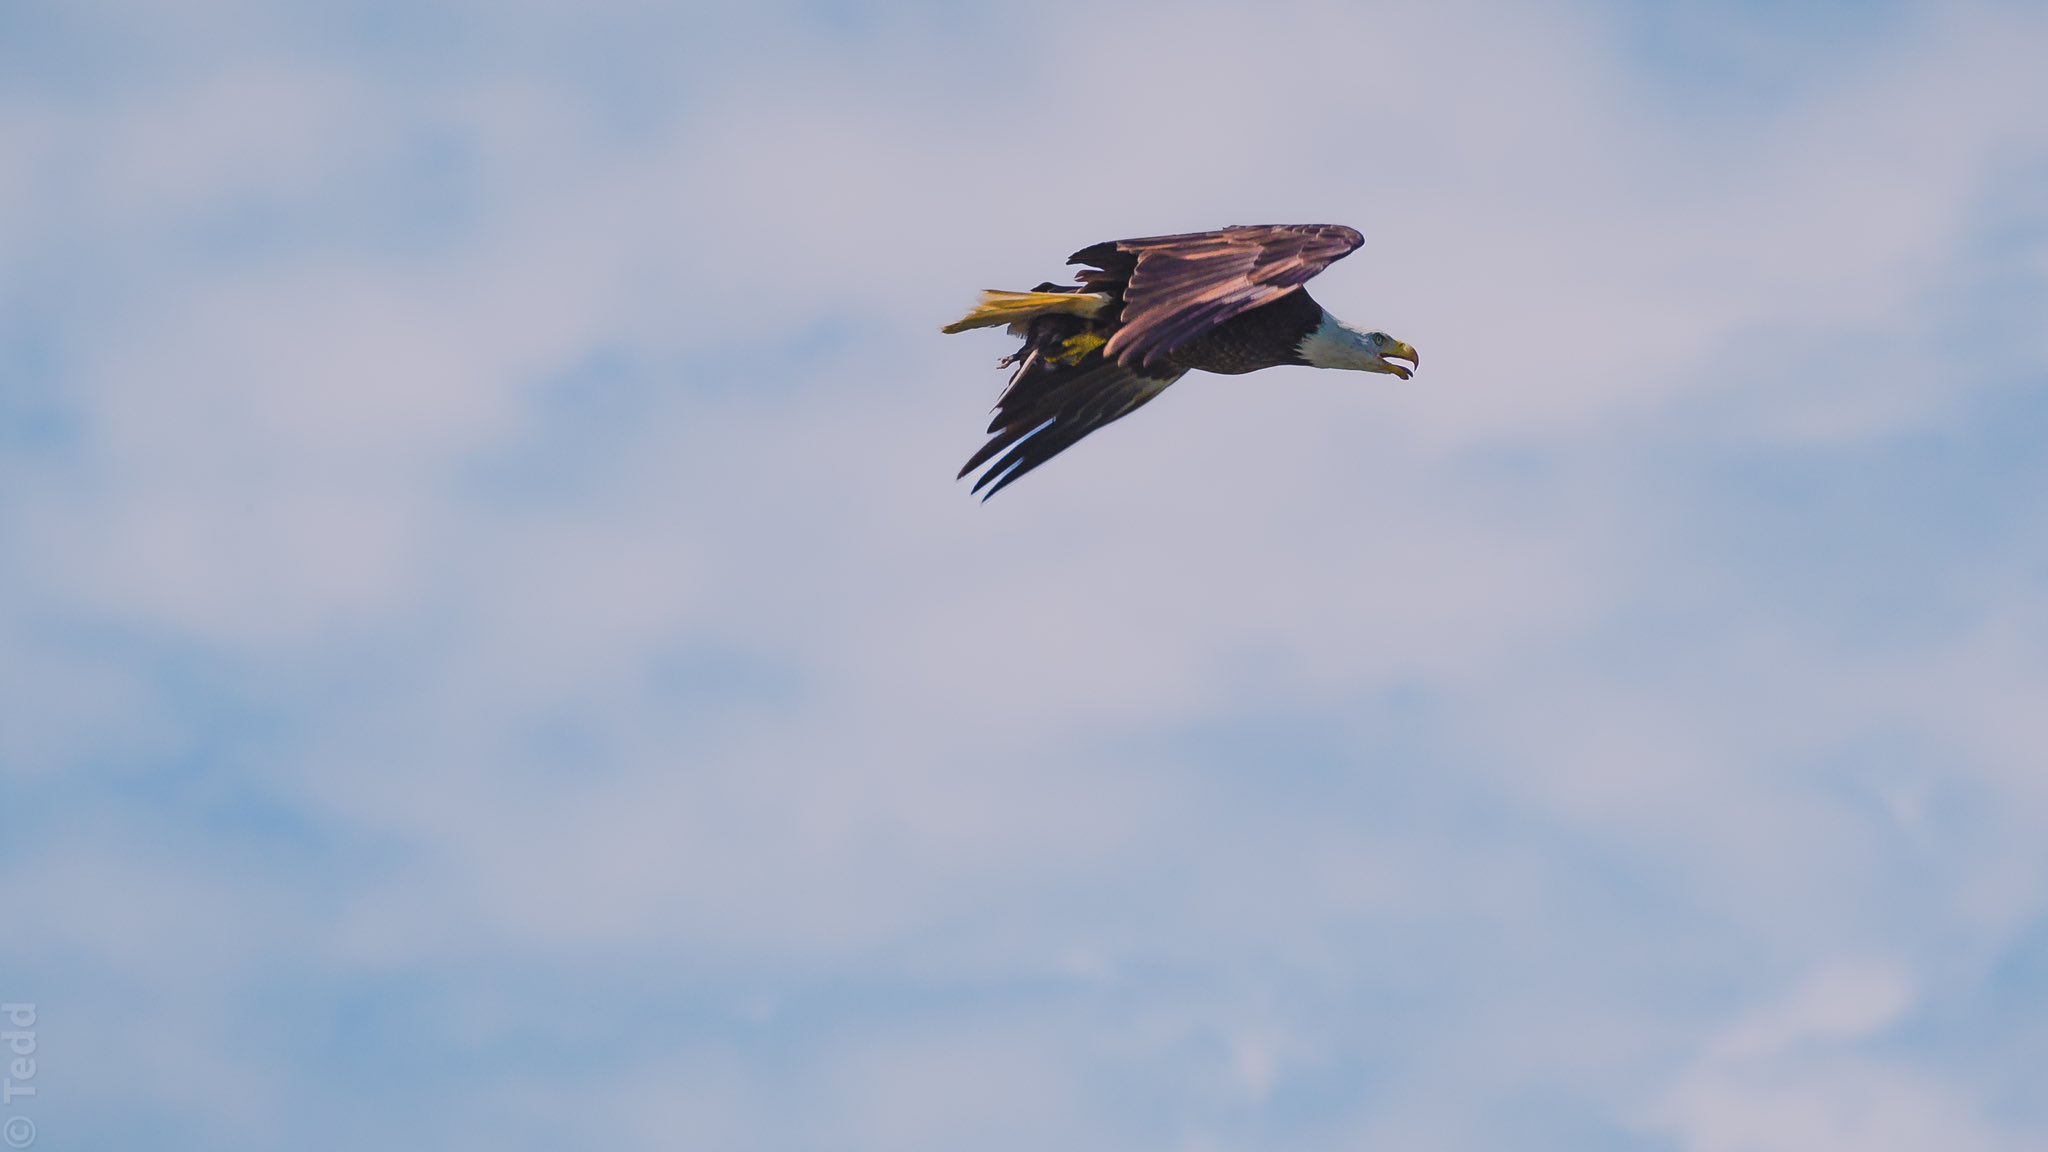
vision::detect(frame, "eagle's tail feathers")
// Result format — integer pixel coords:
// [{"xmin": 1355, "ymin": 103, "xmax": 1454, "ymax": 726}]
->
[{"xmin": 941, "ymin": 290, "xmax": 1111, "ymax": 334}]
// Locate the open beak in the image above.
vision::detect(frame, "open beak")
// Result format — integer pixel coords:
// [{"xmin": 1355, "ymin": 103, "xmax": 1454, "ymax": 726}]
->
[{"xmin": 1384, "ymin": 340, "xmax": 1419, "ymax": 380}]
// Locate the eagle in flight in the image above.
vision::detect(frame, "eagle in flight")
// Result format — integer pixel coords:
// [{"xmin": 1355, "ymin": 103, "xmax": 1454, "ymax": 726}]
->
[{"xmin": 944, "ymin": 223, "xmax": 1419, "ymax": 499}]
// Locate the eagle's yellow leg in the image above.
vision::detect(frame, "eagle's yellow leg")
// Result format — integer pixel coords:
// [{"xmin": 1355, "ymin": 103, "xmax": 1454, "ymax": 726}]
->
[
  {"xmin": 941, "ymin": 290, "xmax": 1111, "ymax": 333},
  {"xmin": 1047, "ymin": 331, "xmax": 1108, "ymax": 366}
]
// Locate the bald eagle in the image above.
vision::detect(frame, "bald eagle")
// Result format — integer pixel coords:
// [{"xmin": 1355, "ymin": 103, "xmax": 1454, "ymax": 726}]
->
[{"xmin": 944, "ymin": 223, "xmax": 1418, "ymax": 499}]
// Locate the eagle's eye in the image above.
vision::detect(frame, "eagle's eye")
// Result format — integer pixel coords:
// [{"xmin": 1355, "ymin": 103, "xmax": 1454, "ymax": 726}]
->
[{"xmin": 1370, "ymin": 332, "xmax": 1386, "ymax": 347}]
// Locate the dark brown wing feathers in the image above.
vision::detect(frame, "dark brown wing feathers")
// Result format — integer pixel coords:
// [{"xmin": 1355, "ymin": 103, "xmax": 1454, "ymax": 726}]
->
[
  {"xmin": 958, "ymin": 313, "xmax": 1184, "ymax": 500},
  {"xmin": 1081, "ymin": 224, "xmax": 1363, "ymax": 370}
]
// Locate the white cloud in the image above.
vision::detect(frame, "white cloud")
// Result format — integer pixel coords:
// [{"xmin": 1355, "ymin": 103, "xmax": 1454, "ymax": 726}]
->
[{"xmin": 1649, "ymin": 963, "xmax": 2017, "ymax": 1152}]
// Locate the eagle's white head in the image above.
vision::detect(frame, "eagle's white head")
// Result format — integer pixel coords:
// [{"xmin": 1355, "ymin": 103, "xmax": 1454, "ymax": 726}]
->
[{"xmin": 1298, "ymin": 314, "xmax": 1419, "ymax": 379}]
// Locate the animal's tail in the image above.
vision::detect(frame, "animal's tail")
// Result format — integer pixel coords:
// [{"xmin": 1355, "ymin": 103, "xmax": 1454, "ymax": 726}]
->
[{"xmin": 941, "ymin": 290, "xmax": 1112, "ymax": 334}]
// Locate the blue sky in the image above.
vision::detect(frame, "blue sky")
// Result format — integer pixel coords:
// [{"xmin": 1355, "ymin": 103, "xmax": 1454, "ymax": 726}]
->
[{"xmin": 3, "ymin": 1, "xmax": 2048, "ymax": 1149}]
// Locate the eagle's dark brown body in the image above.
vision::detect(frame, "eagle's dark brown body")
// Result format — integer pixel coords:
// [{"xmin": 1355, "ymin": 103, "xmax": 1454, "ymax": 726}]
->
[{"xmin": 1159, "ymin": 288, "xmax": 1325, "ymax": 375}]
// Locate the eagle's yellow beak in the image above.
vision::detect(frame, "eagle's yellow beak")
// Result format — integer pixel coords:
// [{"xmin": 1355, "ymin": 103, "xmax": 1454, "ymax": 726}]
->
[{"xmin": 1384, "ymin": 339, "xmax": 1419, "ymax": 380}]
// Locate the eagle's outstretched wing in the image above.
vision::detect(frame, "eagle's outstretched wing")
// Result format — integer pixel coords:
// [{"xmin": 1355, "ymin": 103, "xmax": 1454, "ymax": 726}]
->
[
  {"xmin": 957, "ymin": 322, "xmax": 1184, "ymax": 500},
  {"xmin": 1072, "ymin": 224, "xmax": 1364, "ymax": 370}
]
